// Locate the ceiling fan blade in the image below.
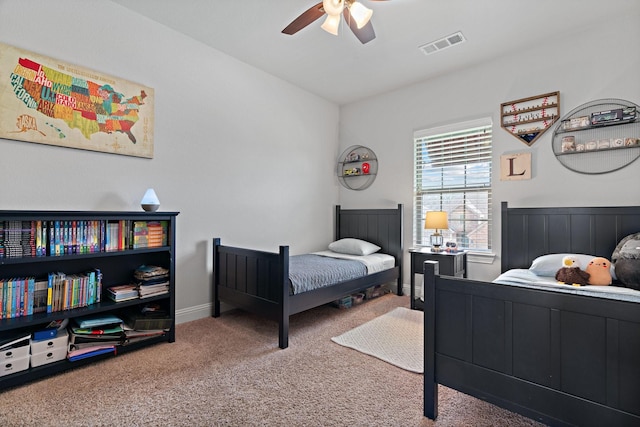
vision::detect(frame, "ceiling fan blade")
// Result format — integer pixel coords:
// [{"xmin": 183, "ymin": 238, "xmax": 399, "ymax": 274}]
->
[
  {"xmin": 343, "ymin": 8, "xmax": 376, "ymax": 44},
  {"xmin": 282, "ymin": 2, "xmax": 325, "ymax": 35}
]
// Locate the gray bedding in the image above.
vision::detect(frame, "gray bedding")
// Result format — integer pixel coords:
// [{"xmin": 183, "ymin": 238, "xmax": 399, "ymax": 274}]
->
[
  {"xmin": 493, "ymin": 269, "xmax": 640, "ymax": 303},
  {"xmin": 289, "ymin": 254, "xmax": 367, "ymax": 295}
]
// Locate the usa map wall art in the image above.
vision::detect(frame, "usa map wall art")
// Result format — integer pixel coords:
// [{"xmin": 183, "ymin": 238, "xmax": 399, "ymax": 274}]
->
[{"xmin": 0, "ymin": 42, "xmax": 154, "ymax": 158}]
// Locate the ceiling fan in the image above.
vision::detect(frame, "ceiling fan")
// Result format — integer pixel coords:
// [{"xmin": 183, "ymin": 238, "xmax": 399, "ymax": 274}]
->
[{"xmin": 282, "ymin": 0, "xmax": 387, "ymax": 44}]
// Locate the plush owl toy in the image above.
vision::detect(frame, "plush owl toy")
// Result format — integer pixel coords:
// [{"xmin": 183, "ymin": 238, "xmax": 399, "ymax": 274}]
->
[
  {"xmin": 586, "ymin": 257, "xmax": 612, "ymax": 286},
  {"xmin": 555, "ymin": 255, "xmax": 591, "ymax": 286}
]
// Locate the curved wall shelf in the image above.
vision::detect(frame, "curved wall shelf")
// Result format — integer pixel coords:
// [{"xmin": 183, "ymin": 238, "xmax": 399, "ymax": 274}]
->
[
  {"xmin": 552, "ymin": 98, "xmax": 640, "ymax": 174},
  {"xmin": 337, "ymin": 145, "xmax": 378, "ymax": 190}
]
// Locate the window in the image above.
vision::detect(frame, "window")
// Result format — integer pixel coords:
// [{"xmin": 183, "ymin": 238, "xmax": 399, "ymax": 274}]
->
[{"xmin": 413, "ymin": 118, "xmax": 492, "ymax": 251}]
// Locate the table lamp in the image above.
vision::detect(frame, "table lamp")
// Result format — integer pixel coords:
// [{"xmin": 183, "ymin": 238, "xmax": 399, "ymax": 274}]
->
[{"xmin": 425, "ymin": 211, "xmax": 448, "ymax": 252}]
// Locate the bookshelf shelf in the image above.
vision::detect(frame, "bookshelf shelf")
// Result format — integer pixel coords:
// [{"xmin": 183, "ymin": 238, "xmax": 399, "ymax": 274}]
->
[
  {"xmin": 0, "ymin": 210, "xmax": 179, "ymax": 391},
  {"xmin": 0, "ymin": 246, "xmax": 171, "ymax": 266}
]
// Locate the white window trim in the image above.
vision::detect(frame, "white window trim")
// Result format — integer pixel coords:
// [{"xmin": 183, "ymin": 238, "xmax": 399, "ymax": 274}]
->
[
  {"xmin": 413, "ymin": 116, "xmax": 493, "ymax": 251},
  {"xmin": 414, "ymin": 117, "xmax": 493, "ymax": 140}
]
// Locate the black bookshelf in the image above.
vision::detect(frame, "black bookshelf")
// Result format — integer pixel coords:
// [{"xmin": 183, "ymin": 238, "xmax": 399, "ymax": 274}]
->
[{"xmin": 0, "ymin": 210, "xmax": 178, "ymax": 391}]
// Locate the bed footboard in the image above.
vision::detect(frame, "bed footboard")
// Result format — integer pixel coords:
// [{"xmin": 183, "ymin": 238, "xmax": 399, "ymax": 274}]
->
[
  {"xmin": 423, "ymin": 260, "xmax": 640, "ymax": 427},
  {"xmin": 212, "ymin": 238, "xmax": 291, "ymax": 348}
]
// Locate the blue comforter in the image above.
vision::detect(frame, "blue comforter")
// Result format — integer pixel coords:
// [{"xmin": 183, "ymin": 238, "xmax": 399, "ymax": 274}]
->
[{"xmin": 289, "ymin": 254, "xmax": 367, "ymax": 295}]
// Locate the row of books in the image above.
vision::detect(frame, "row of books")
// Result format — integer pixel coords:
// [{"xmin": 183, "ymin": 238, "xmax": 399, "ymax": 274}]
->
[
  {"xmin": 0, "ymin": 269, "xmax": 103, "ymax": 319},
  {"xmin": 0, "ymin": 220, "xmax": 169, "ymax": 259},
  {"xmin": 0, "ymin": 277, "xmax": 38, "ymax": 319},
  {"xmin": 47, "ymin": 270, "xmax": 103, "ymax": 313}
]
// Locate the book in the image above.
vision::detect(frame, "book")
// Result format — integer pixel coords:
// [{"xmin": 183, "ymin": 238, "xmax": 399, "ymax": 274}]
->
[
  {"xmin": 67, "ymin": 345, "xmax": 116, "ymax": 362},
  {"xmin": 0, "ymin": 334, "xmax": 31, "ymax": 351},
  {"xmin": 32, "ymin": 328, "xmax": 58, "ymax": 341},
  {"xmin": 123, "ymin": 331, "xmax": 166, "ymax": 345},
  {"xmin": 33, "ymin": 280, "xmax": 47, "ymax": 314},
  {"xmin": 138, "ymin": 281, "xmax": 169, "ymax": 298},
  {"xmin": 72, "ymin": 324, "xmax": 124, "ymax": 335},
  {"xmin": 69, "ymin": 330, "xmax": 124, "ymax": 344},
  {"xmin": 107, "ymin": 284, "xmax": 139, "ymax": 302},
  {"xmin": 74, "ymin": 314, "xmax": 123, "ymax": 329},
  {"xmin": 124, "ymin": 306, "xmax": 172, "ymax": 330}
]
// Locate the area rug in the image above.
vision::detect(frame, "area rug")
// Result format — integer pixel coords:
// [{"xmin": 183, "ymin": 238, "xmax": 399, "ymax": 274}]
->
[{"xmin": 331, "ymin": 306, "xmax": 423, "ymax": 373}]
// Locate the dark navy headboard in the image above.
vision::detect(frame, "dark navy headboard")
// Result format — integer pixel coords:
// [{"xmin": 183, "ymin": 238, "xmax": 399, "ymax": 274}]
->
[
  {"xmin": 501, "ymin": 201, "xmax": 640, "ymax": 272},
  {"xmin": 335, "ymin": 204, "xmax": 404, "ymax": 283}
]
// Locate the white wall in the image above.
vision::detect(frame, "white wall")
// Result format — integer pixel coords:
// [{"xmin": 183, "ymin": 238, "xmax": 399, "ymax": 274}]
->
[
  {"xmin": 1, "ymin": 1, "xmax": 638, "ymax": 321},
  {"xmin": 339, "ymin": 9, "xmax": 640, "ymax": 283},
  {"xmin": 0, "ymin": 0, "xmax": 340, "ymax": 322}
]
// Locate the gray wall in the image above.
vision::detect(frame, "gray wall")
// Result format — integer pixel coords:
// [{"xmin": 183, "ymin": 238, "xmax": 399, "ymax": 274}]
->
[
  {"xmin": 1, "ymin": 1, "xmax": 638, "ymax": 321},
  {"xmin": 0, "ymin": 0, "xmax": 340, "ymax": 322},
  {"xmin": 338, "ymin": 9, "xmax": 640, "ymax": 283}
]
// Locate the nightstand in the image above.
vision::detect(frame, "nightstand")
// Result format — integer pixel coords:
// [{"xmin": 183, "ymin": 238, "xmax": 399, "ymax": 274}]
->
[{"xmin": 409, "ymin": 248, "xmax": 467, "ymax": 310}]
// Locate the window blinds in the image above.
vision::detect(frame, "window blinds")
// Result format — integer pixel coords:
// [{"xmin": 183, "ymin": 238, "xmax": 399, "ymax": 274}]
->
[{"xmin": 414, "ymin": 119, "xmax": 492, "ymax": 250}]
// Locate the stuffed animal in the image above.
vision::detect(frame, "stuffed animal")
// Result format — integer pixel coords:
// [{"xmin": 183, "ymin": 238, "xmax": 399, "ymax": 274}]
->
[
  {"xmin": 586, "ymin": 257, "xmax": 612, "ymax": 286},
  {"xmin": 555, "ymin": 255, "xmax": 590, "ymax": 286},
  {"xmin": 612, "ymin": 233, "xmax": 640, "ymax": 290}
]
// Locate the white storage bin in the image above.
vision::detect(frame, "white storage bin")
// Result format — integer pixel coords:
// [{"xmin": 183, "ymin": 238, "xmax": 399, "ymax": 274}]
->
[
  {"xmin": 31, "ymin": 346, "xmax": 67, "ymax": 367},
  {"xmin": 0, "ymin": 355, "xmax": 30, "ymax": 377},
  {"xmin": 30, "ymin": 329, "xmax": 68, "ymax": 354}
]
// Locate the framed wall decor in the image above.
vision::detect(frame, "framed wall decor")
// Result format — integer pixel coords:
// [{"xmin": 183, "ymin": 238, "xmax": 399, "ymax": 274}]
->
[
  {"xmin": 500, "ymin": 152, "xmax": 531, "ymax": 181},
  {"xmin": 501, "ymin": 91, "xmax": 559, "ymax": 146},
  {"xmin": 0, "ymin": 42, "xmax": 154, "ymax": 158}
]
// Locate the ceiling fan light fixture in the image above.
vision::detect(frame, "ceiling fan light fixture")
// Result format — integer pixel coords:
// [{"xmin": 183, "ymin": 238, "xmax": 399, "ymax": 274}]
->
[
  {"xmin": 321, "ymin": 13, "xmax": 341, "ymax": 36},
  {"xmin": 322, "ymin": 0, "xmax": 345, "ymax": 16},
  {"xmin": 348, "ymin": 1, "xmax": 373, "ymax": 29}
]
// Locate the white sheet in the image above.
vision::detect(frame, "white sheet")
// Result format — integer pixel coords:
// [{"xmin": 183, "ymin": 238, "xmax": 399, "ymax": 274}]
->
[
  {"xmin": 312, "ymin": 250, "xmax": 395, "ymax": 274},
  {"xmin": 493, "ymin": 269, "xmax": 640, "ymax": 303}
]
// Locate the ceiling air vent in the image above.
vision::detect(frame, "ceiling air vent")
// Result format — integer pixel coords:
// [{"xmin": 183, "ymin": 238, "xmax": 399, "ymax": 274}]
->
[{"xmin": 419, "ymin": 31, "xmax": 466, "ymax": 55}]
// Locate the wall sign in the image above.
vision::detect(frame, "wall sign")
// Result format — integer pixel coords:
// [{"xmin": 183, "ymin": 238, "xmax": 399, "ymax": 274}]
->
[
  {"xmin": 0, "ymin": 42, "xmax": 154, "ymax": 158},
  {"xmin": 501, "ymin": 91, "xmax": 560, "ymax": 146},
  {"xmin": 500, "ymin": 152, "xmax": 531, "ymax": 181}
]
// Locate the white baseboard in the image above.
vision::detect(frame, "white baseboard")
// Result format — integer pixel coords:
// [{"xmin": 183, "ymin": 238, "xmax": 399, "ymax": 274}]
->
[
  {"xmin": 175, "ymin": 301, "xmax": 236, "ymax": 325},
  {"xmin": 175, "ymin": 302, "xmax": 211, "ymax": 324}
]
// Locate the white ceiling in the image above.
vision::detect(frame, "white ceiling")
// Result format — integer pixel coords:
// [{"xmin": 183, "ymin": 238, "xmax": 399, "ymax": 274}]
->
[{"xmin": 109, "ymin": 0, "xmax": 635, "ymax": 105}]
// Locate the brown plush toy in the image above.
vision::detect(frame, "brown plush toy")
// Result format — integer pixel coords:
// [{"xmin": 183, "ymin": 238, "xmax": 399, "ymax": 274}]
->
[
  {"xmin": 555, "ymin": 255, "xmax": 590, "ymax": 286},
  {"xmin": 586, "ymin": 257, "xmax": 612, "ymax": 286}
]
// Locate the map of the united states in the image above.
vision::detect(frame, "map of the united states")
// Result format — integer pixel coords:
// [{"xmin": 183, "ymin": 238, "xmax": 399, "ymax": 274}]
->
[{"xmin": 9, "ymin": 57, "xmax": 146, "ymax": 143}]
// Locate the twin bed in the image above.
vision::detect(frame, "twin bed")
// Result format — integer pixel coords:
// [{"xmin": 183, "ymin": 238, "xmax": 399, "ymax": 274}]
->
[
  {"xmin": 424, "ymin": 202, "xmax": 640, "ymax": 426},
  {"xmin": 212, "ymin": 204, "xmax": 403, "ymax": 349},
  {"xmin": 212, "ymin": 201, "xmax": 639, "ymax": 425}
]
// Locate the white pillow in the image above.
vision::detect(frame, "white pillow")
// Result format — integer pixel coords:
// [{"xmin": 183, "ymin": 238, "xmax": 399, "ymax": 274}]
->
[
  {"xmin": 328, "ymin": 238, "xmax": 381, "ymax": 256},
  {"xmin": 529, "ymin": 253, "xmax": 617, "ymax": 280}
]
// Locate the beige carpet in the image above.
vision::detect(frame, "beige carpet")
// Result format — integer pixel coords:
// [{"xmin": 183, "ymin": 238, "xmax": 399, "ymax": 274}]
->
[
  {"xmin": 332, "ymin": 307, "xmax": 423, "ymax": 373},
  {"xmin": 0, "ymin": 294, "xmax": 545, "ymax": 427}
]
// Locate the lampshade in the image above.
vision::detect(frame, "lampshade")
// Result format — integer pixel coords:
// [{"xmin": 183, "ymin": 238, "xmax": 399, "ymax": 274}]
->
[
  {"xmin": 425, "ymin": 211, "xmax": 448, "ymax": 252},
  {"xmin": 323, "ymin": 0, "xmax": 345, "ymax": 16},
  {"xmin": 424, "ymin": 211, "xmax": 448, "ymax": 230},
  {"xmin": 321, "ymin": 13, "xmax": 341, "ymax": 35},
  {"xmin": 348, "ymin": 1, "xmax": 373, "ymax": 28}
]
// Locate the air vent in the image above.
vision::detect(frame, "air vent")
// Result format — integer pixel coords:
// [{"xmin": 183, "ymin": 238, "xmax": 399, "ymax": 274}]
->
[{"xmin": 419, "ymin": 31, "xmax": 466, "ymax": 55}]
